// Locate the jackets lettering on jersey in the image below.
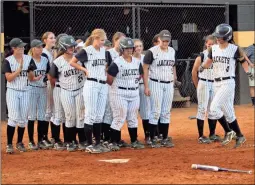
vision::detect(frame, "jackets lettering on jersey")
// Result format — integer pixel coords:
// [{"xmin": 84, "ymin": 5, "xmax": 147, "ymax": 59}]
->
[
  {"xmin": 53, "ymin": 55, "xmax": 85, "ymax": 91},
  {"xmin": 149, "ymin": 46, "xmax": 176, "ymax": 81},
  {"xmin": 92, "ymin": 59, "xmax": 106, "ymax": 66},
  {"xmin": 112, "ymin": 56, "xmax": 141, "ymax": 89},
  {"xmin": 6, "ymin": 55, "xmax": 32, "ymax": 91},
  {"xmin": 199, "ymin": 50, "xmax": 214, "ymax": 80},
  {"xmin": 211, "ymin": 44, "xmax": 238, "ymax": 79}
]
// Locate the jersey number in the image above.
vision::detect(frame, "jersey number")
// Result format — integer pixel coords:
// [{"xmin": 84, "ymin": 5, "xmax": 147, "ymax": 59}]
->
[
  {"xmin": 78, "ymin": 74, "xmax": 83, "ymax": 83},
  {"xmin": 226, "ymin": 66, "xmax": 229, "ymax": 72}
]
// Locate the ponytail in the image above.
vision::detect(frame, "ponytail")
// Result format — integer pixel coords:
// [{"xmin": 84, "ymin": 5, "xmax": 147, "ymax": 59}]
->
[
  {"xmin": 85, "ymin": 36, "xmax": 93, "ymax": 47},
  {"xmin": 56, "ymin": 50, "xmax": 65, "ymax": 58},
  {"xmin": 28, "ymin": 48, "xmax": 33, "ymax": 56}
]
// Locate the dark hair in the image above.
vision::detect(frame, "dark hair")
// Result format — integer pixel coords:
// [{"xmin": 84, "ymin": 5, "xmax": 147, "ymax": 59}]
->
[
  {"xmin": 56, "ymin": 50, "xmax": 65, "ymax": 58},
  {"xmin": 203, "ymin": 35, "xmax": 216, "ymax": 50},
  {"xmin": 152, "ymin": 34, "xmax": 160, "ymax": 45}
]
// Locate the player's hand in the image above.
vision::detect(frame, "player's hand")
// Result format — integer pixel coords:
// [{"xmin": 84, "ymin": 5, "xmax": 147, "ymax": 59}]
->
[
  {"xmin": 249, "ymin": 63, "xmax": 254, "ymax": 68},
  {"xmin": 144, "ymin": 87, "xmax": 150, "ymax": 96},
  {"xmin": 18, "ymin": 59, "xmax": 24, "ymax": 72},
  {"xmin": 83, "ymin": 69, "xmax": 89, "ymax": 77},
  {"xmin": 34, "ymin": 75, "xmax": 42, "ymax": 81}
]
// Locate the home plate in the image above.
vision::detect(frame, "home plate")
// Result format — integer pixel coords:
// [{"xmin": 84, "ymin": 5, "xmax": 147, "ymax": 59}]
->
[{"xmin": 98, "ymin": 159, "xmax": 130, "ymax": 163}]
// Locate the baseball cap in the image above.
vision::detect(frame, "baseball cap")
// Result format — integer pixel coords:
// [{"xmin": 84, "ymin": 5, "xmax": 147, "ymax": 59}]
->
[
  {"xmin": 158, "ymin": 30, "xmax": 171, "ymax": 41},
  {"xmin": 104, "ymin": 39, "xmax": 112, "ymax": 47},
  {"xmin": 9, "ymin": 38, "xmax": 27, "ymax": 47},
  {"xmin": 76, "ymin": 41, "xmax": 84, "ymax": 48},
  {"xmin": 31, "ymin": 39, "xmax": 44, "ymax": 48}
]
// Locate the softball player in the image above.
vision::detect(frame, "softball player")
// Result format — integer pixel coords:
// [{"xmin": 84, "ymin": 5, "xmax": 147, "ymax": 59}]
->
[
  {"xmin": 143, "ymin": 30, "xmax": 176, "ymax": 148},
  {"xmin": 199, "ymin": 23, "xmax": 254, "ymax": 148},
  {"xmin": 50, "ymin": 35, "xmax": 86, "ymax": 152},
  {"xmin": 27, "ymin": 39, "xmax": 50, "ymax": 150},
  {"xmin": 102, "ymin": 32, "xmax": 129, "ymax": 147},
  {"xmin": 2, "ymin": 38, "xmax": 34, "ymax": 153},
  {"xmin": 107, "ymin": 37, "xmax": 145, "ymax": 150},
  {"xmin": 133, "ymin": 39, "xmax": 151, "ymax": 144},
  {"xmin": 192, "ymin": 35, "xmax": 221, "ymax": 144},
  {"xmin": 41, "ymin": 31, "xmax": 56, "ymax": 147},
  {"xmin": 70, "ymin": 29, "xmax": 112, "ymax": 154}
]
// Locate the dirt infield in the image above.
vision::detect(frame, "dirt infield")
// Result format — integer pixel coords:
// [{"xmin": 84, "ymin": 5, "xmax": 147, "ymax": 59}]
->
[{"xmin": 1, "ymin": 105, "xmax": 254, "ymax": 184}]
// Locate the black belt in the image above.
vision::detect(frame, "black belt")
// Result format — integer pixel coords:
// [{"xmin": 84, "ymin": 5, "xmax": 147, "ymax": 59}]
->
[
  {"xmin": 61, "ymin": 86, "xmax": 83, "ymax": 92},
  {"xmin": 139, "ymin": 83, "xmax": 144, "ymax": 85},
  {"xmin": 29, "ymin": 85, "xmax": 47, "ymax": 88},
  {"xmin": 55, "ymin": 84, "xmax": 61, "ymax": 88},
  {"xmin": 199, "ymin": 78, "xmax": 214, "ymax": 82},
  {"xmin": 87, "ymin": 78, "xmax": 106, "ymax": 84},
  {"xmin": 150, "ymin": 78, "xmax": 173, "ymax": 84},
  {"xmin": 118, "ymin": 87, "xmax": 138, "ymax": 90},
  {"xmin": 214, "ymin": 76, "xmax": 235, "ymax": 82}
]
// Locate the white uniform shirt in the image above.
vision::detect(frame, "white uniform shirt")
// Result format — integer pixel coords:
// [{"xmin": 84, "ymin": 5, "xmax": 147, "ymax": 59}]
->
[{"xmin": 198, "ymin": 50, "xmax": 214, "ymax": 80}]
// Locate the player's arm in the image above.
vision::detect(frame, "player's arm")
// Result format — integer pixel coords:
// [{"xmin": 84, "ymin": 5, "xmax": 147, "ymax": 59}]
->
[
  {"xmin": 69, "ymin": 49, "xmax": 89, "ymax": 76},
  {"xmin": 192, "ymin": 56, "xmax": 202, "ymax": 88},
  {"xmin": 106, "ymin": 62, "xmax": 118, "ymax": 85},
  {"xmin": 243, "ymin": 50, "xmax": 254, "ymax": 67},
  {"xmin": 2, "ymin": 59, "xmax": 22, "ymax": 82},
  {"xmin": 143, "ymin": 50, "xmax": 153, "ymax": 96},
  {"xmin": 199, "ymin": 48, "xmax": 213, "ymax": 72},
  {"xmin": 27, "ymin": 59, "xmax": 42, "ymax": 81},
  {"xmin": 49, "ymin": 62, "xmax": 59, "ymax": 86}
]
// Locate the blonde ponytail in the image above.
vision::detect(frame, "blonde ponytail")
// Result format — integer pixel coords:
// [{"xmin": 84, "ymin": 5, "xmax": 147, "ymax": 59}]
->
[
  {"xmin": 28, "ymin": 48, "xmax": 33, "ymax": 56},
  {"xmin": 85, "ymin": 36, "xmax": 93, "ymax": 47},
  {"xmin": 84, "ymin": 29, "xmax": 107, "ymax": 47}
]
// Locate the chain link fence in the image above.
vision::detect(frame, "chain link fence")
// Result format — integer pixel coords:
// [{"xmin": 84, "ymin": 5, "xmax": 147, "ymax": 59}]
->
[{"xmin": 31, "ymin": 1, "xmax": 237, "ymax": 107}]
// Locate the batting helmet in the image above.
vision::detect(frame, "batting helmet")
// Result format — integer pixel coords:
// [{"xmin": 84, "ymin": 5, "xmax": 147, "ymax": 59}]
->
[
  {"xmin": 55, "ymin": 33, "xmax": 68, "ymax": 50},
  {"xmin": 58, "ymin": 35, "xmax": 77, "ymax": 51},
  {"xmin": 212, "ymin": 23, "xmax": 233, "ymax": 41},
  {"xmin": 119, "ymin": 37, "xmax": 134, "ymax": 53}
]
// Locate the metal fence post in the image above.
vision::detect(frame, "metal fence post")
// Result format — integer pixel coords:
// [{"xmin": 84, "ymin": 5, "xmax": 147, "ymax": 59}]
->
[
  {"xmin": 132, "ymin": 3, "xmax": 136, "ymax": 39},
  {"xmin": 137, "ymin": 7, "xmax": 141, "ymax": 39},
  {"xmin": 225, "ymin": 2, "xmax": 229, "ymax": 24},
  {"xmin": 29, "ymin": 1, "xmax": 35, "ymax": 43}
]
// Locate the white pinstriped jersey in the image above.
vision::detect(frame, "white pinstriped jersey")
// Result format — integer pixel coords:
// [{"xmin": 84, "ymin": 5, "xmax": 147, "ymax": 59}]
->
[
  {"xmin": 133, "ymin": 54, "xmax": 145, "ymax": 84},
  {"xmin": 108, "ymin": 48, "xmax": 120, "ymax": 61},
  {"xmin": 50, "ymin": 55, "xmax": 85, "ymax": 91},
  {"xmin": 42, "ymin": 48, "xmax": 54, "ymax": 64},
  {"xmin": 211, "ymin": 44, "xmax": 238, "ymax": 79},
  {"xmin": 29, "ymin": 56, "xmax": 50, "ymax": 87},
  {"xmin": 109, "ymin": 56, "xmax": 142, "ymax": 89},
  {"xmin": 80, "ymin": 46, "xmax": 108, "ymax": 81},
  {"xmin": 145, "ymin": 45, "xmax": 176, "ymax": 81},
  {"xmin": 3, "ymin": 55, "xmax": 32, "ymax": 91},
  {"xmin": 198, "ymin": 50, "xmax": 214, "ymax": 80}
]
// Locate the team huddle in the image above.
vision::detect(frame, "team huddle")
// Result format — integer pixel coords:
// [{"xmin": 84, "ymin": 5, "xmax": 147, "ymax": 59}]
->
[{"xmin": 2, "ymin": 23, "xmax": 254, "ymax": 154}]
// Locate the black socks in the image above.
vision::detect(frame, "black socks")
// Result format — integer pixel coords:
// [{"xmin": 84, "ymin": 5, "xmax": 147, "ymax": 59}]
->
[
  {"xmin": 251, "ymin": 97, "xmax": 255, "ymax": 106},
  {"xmin": 160, "ymin": 123, "xmax": 169, "ymax": 139},
  {"xmin": 149, "ymin": 123, "xmax": 157, "ymax": 141},
  {"xmin": 84, "ymin": 124, "xmax": 93, "ymax": 145},
  {"xmin": 218, "ymin": 116, "xmax": 231, "ymax": 133},
  {"xmin": 93, "ymin": 123, "xmax": 102, "ymax": 145},
  {"xmin": 229, "ymin": 119, "xmax": 243, "ymax": 137},
  {"xmin": 142, "ymin": 119, "xmax": 150, "ymax": 138},
  {"xmin": 65, "ymin": 127, "xmax": 76, "ymax": 143},
  {"xmin": 111, "ymin": 128, "xmax": 121, "ymax": 143},
  {"xmin": 208, "ymin": 119, "xmax": 217, "ymax": 136},
  {"xmin": 102, "ymin": 123, "xmax": 111, "ymax": 142},
  {"xmin": 77, "ymin": 128, "xmax": 86, "ymax": 143},
  {"xmin": 197, "ymin": 119, "xmax": 204, "ymax": 137},
  {"xmin": 7, "ymin": 125, "xmax": 15, "ymax": 145},
  {"xmin": 128, "ymin": 127, "xmax": 137, "ymax": 143},
  {"xmin": 62, "ymin": 123, "xmax": 66, "ymax": 143},
  {"xmin": 28, "ymin": 120, "xmax": 35, "ymax": 143},
  {"xmin": 17, "ymin": 127, "xmax": 25, "ymax": 143},
  {"xmin": 51, "ymin": 123, "xmax": 61, "ymax": 142}
]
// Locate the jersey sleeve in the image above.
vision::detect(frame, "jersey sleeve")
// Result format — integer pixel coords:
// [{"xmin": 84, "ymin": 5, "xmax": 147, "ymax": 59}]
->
[
  {"xmin": 143, "ymin": 50, "xmax": 154, "ymax": 64},
  {"xmin": 106, "ymin": 51, "xmax": 113, "ymax": 67},
  {"xmin": 46, "ymin": 60, "xmax": 50, "ymax": 73},
  {"xmin": 75, "ymin": 49, "xmax": 88, "ymax": 64},
  {"xmin": 49, "ymin": 62, "xmax": 59, "ymax": 79},
  {"xmin": 41, "ymin": 53, "xmax": 49, "ymax": 60},
  {"xmin": 139, "ymin": 63, "xmax": 144, "ymax": 75},
  {"xmin": 234, "ymin": 46, "xmax": 246, "ymax": 63},
  {"xmin": 27, "ymin": 59, "xmax": 37, "ymax": 72},
  {"xmin": 207, "ymin": 47, "xmax": 212, "ymax": 59},
  {"xmin": 1, "ymin": 59, "xmax": 12, "ymax": 74},
  {"xmin": 107, "ymin": 62, "xmax": 119, "ymax": 77}
]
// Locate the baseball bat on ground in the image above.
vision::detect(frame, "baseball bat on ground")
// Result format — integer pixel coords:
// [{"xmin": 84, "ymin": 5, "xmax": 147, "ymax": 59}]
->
[{"xmin": 191, "ymin": 164, "xmax": 252, "ymax": 174}]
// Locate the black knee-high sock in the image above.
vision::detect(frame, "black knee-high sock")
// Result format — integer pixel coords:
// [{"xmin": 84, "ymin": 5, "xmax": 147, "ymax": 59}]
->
[
  {"xmin": 218, "ymin": 116, "xmax": 231, "ymax": 133},
  {"xmin": 102, "ymin": 123, "xmax": 111, "ymax": 142},
  {"xmin": 65, "ymin": 127, "xmax": 72, "ymax": 143},
  {"xmin": 84, "ymin": 124, "xmax": 93, "ymax": 145},
  {"xmin": 155, "ymin": 120, "xmax": 160, "ymax": 136},
  {"xmin": 43, "ymin": 121, "xmax": 49, "ymax": 140},
  {"xmin": 50, "ymin": 121, "xmax": 54, "ymax": 138},
  {"xmin": 230, "ymin": 119, "xmax": 243, "ymax": 137},
  {"xmin": 7, "ymin": 125, "xmax": 15, "ymax": 145},
  {"xmin": 77, "ymin": 128, "xmax": 86, "ymax": 143},
  {"xmin": 197, "ymin": 119, "xmax": 204, "ymax": 138},
  {"xmin": 51, "ymin": 123, "xmax": 56, "ymax": 141},
  {"xmin": 62, "ymin": 123, "xmax": 66, "ymax": 143},
  {"xmin": 142, "ymin": 119, "xmax": 150, "ymax": 138},
  {"xmin": 55, "ymin": 125, "xmax": 61, "ymax": 142},
  {"xmin": 28, "ymin": 120, "xmax": 35, "ymax": 143},
  {"xmin": 149, "ymin": 123, "xmax": 157, "ymax": 140},
  {"xmin": 251, "ymin": 97, "xmax": 255, "ymax": 106},
  {"xmin": 37, "ymin": 120, "xmax": 44, "ymax": 142},
  {"xmin": 71, "ymin": 127, "xmax": 76, "ymax": 142},
  {"xmin": 160, "ymin": 123, "xmax": 169, "ymax": 139},
  {"xmin": 17, "ymin": 127, "xmax": 25, "ymax": 143},
  {"xmin": 93, "ymin": 123, "xmax": 102, "ymax": 145},
  {"xmin": 111, "ymin": 128, "xmax": 120, "ymax": 143},
  {"xmin": 128, "ymin": 128, "xmax": 137, "ymax": 143},
  {"xmin": 208, "ymin": 119, "xmax": 217, "ymax": 136}
]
